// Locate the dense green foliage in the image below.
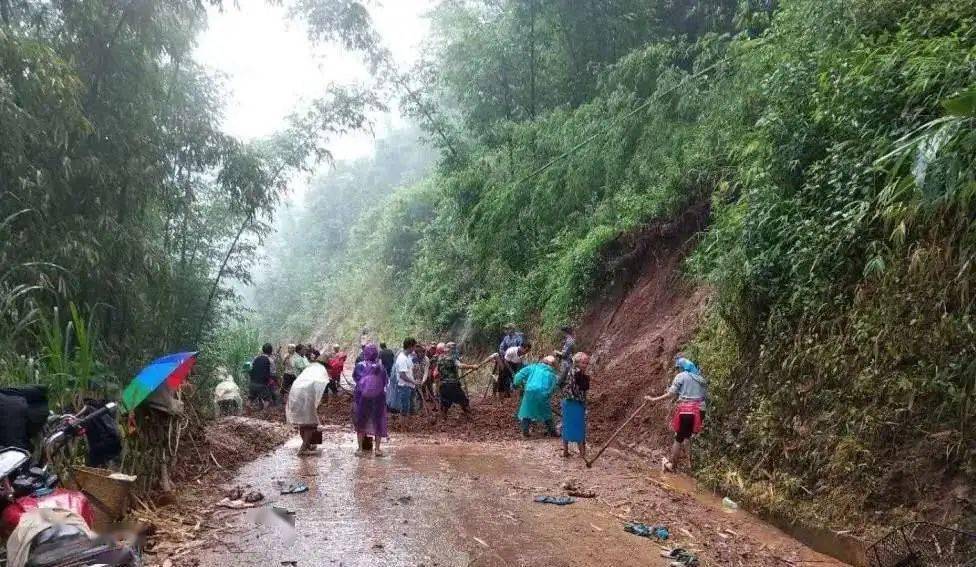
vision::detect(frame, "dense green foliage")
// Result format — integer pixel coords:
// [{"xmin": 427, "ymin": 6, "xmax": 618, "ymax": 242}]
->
[
  {"xmin": 258, "ymin": 0, "xmax": 976, "ymax": 529},
  {"xmin": 3, "ymin": 0, "xmax": 972, "ymax": 528},
  {"xmin": 688, "ymin": 0, "xmax": 976, "ymax": 527},
  {"xmin": 266, "ymin": 0, "xmax": 754, "ymax": 342},
  {"xmin": 0, "ymin": 1, "xmax": 377, "ymax": 394}
]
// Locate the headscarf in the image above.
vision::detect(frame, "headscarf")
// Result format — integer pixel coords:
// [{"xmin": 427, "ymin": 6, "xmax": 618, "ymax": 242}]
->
[
  {"xmin": 675, "ymin": 356, "xmax": 700, "ymax": 375},
  {"xmin": 356, "ymin": 343, "xmax": 385, "ymax": 398},
  {"xmin": 362, "ymin": 343, "xmax": 379, "ymax": 362},
  {"xmin": 572, "ymin": 352, "xmax": 590, "ymax": 367}
]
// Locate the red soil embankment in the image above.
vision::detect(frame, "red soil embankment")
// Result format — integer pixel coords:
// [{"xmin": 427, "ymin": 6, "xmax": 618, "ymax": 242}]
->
[{"xmin": 578, "ymin": 202, "xmax": 712, "ymax": 454}]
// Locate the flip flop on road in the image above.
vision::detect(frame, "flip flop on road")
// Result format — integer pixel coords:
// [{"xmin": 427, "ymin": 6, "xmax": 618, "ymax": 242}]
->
[
  {"xmin": 624, "ymin": 522, "xmax": 669, "ymax": 540},
  {"xmin": 661, "ymin": 548, "xmax": 699, "ymax": 567},
  {"xmin": 280, "ymin": 482, "xmax": 309, "ymax": 495},
  {"xmin": 533, "ymin": 495, "xmax": 576, "ymax": 505}
]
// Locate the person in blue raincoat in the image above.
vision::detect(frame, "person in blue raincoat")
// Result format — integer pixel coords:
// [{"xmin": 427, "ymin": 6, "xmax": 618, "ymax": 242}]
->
[{"xmin": 513, "ymin": 355, "xmax": 559, "ymax": 437}]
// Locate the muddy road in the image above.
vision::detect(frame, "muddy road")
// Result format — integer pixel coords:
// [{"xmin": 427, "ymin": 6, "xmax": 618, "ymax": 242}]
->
[{"xmin": 170, "ymin": 423, "xmax": 846, "ymax": 567}]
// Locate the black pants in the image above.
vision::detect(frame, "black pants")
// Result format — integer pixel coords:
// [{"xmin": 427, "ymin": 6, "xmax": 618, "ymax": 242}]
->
[
  {"xmin": 326, "ymin": 379, "xmax": 339, "ymax": 395},
  {"xmin": 440, "ymin": 382, "xmax": 470, "ymax": 411},
  {"xmin": 249, "ymin": 383, "xmax": 273, "ymax": 402},
  {"xmin": 674, "ymin": 410, "xmax": 705, "ymax": 443},
  {"xmin": 281, "ymin": 373, "xmax": 297, "ymax": 396},
  {"xmin": 496, "ymin": 361, "xmax": 521, "ymax": 394}
]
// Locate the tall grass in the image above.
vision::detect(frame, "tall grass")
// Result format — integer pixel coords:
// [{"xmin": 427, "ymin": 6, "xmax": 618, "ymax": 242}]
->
[
  {"xmin": 198, "ymin": 322, "xmax": 261, "ymax": 398},
  {"xmin": 22, "ymin": 302, "xmax": 115, "ymax": 405}
]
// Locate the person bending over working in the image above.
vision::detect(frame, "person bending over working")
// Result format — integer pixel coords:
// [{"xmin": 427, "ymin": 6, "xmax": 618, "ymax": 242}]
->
[
  {"xmin": 560, "ymin": 352, "xmax": 591, "ymax": 458},
  {"xmin": 352, "ymin": 344, "xmax": 389, "ymax": 456},
  {"xmin": 394, "ymin": 337, "xmax": 419, "ymax": 428},
  {"xmin": 494, "ymin": 342, "xmax": 530, "ymax": 398},
  {"xmin": 285, "ymin": 358, "xmax": 329, "ymax": 456},
  {"xmin": 436, "ymin": 341, "xmax": 478, "ymax": 421},
  {"xmin": 645, "ymin": 356, "xmax": 707, "ymax": 472},
  {"xmin": 513, "ymin": 356, "xmax": 559, "ymax": 437}
]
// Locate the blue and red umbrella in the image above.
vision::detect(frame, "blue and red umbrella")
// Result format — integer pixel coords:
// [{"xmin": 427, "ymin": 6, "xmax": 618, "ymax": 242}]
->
[{"xmin": 121, "ymin": 351, "xmax": 197, "ymax": 411}]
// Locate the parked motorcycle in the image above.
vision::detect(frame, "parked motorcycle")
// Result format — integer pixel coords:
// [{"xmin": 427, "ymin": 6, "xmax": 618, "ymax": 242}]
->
[{"xmin": 0, "ymin": 401, "xmax": 140, "ymax": 567}]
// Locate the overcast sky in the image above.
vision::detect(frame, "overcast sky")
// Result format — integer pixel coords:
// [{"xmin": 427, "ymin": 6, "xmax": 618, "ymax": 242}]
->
[{"xmin": 195, "ymin": 1, "xmax": 435, "ymax": 163}]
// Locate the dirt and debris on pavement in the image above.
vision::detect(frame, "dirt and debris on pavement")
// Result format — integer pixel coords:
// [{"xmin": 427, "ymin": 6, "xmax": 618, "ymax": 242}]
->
[
  {"xmin": 133, "ymin": 416, "xmax": 290, "ymax": 561},
  {"xmin": 143, "ymin": 425, "xmax": 846, "ymax": 567}
]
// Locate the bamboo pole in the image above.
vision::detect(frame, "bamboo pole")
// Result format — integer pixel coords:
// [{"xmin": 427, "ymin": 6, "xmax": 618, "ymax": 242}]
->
[{"xmin": 585, "ymin": 399, "xmax": 651, "ymax": 468}]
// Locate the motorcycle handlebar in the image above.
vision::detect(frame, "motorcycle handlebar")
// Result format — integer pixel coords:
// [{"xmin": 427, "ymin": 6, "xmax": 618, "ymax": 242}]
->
[{"xmin": 44, "ymin": 402, "xmax": 118, "ymax": 450}]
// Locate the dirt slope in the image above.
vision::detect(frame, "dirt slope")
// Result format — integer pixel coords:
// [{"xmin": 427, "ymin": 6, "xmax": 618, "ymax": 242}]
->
[{"xmin": 578, "ymin": 202, "xmax": 711, "ymax": 452}]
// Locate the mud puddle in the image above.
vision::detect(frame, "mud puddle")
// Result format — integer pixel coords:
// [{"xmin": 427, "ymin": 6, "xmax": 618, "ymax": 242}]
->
[{"xmin": 651, "ymin": 470, "xmax": 866, "ymax": 565}]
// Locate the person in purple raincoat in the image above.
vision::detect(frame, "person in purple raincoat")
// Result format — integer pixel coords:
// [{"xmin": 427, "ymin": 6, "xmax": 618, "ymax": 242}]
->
[{"xmin": 352, "ymin": 343, "xmax": 389, "ymax": 456}]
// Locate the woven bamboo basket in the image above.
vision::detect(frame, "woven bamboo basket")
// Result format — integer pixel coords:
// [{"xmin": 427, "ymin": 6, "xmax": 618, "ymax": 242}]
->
[{"xmin": 67, "ymin": 466, "xmax": 136, "ymax": 531}]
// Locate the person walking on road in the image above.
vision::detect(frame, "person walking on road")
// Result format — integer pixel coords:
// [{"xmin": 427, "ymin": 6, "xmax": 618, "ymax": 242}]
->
[
  {"xmin": 645, "ymin": 355, "xmax": 707, "ymax": 472},
  {"xmin": 352, "ymin": 344, "xmax": 389, "ymax": 456},
  {"xmin": 513, "ymin": 356, "xmax": 560, "ymax": 437},
  {"xmin": 560, "ymin": 352, "xmax": 591, "ymax": 458}
]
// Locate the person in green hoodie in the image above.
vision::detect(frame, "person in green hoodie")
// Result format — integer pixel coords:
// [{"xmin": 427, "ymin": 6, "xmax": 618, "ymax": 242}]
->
[{"xmin": 513, "ymin": 355, "xmax": 560, "ymax": 437}]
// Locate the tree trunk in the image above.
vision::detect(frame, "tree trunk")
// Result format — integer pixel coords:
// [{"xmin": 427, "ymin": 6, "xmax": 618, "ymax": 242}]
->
[{"xmin": 194, "ymin": 213, "xmax": 251, "ymax": 345}]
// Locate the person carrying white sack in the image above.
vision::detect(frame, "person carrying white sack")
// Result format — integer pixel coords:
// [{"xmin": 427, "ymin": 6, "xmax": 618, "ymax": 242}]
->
[
  {"xmin": 286, "ymin": 360, "xmax": 329, "ymax": 455},
  {"xmin": 213, "ymin": 366, "xmax": 243, "ymax": 416}
]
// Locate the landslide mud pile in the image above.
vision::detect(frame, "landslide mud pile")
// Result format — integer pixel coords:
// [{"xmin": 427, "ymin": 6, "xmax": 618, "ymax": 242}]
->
[{"xmin": 577, "ymin": 202, "xmax": 711, "ymax": 453}]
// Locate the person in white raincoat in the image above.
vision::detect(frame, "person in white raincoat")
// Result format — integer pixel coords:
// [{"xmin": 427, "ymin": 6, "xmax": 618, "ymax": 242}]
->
[
  {"xmin": 213, "ymin": 366, "xmax": 243, "ymax": 416},
  {"xmin": 286, "ymin": 361, "xmax": 329, "ymax": 455}
]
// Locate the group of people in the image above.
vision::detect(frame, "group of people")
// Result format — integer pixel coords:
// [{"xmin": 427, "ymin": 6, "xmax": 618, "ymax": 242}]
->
[
  {"xmin": 248, "ymin": 323, "xmax": 708, "ymax": 472},
  {"xmin": 247, "ymin": 343, "xmax": 348, "ymax": 409}
]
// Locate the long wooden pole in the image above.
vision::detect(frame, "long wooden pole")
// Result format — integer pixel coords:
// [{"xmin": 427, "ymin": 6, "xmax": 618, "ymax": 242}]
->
[
  {"xmin": 585, "ymin": 399, "xmax": 651, "ymax": 468},
  {"xmin": 458, "ymin": 356, "xmax": 494, "ymax": 397}
]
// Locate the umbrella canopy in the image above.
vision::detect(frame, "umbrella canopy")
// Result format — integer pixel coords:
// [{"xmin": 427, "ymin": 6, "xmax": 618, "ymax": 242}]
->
[{"xmin": 122, "ymin": 351, "xmax": 197, "ymax": 411}]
